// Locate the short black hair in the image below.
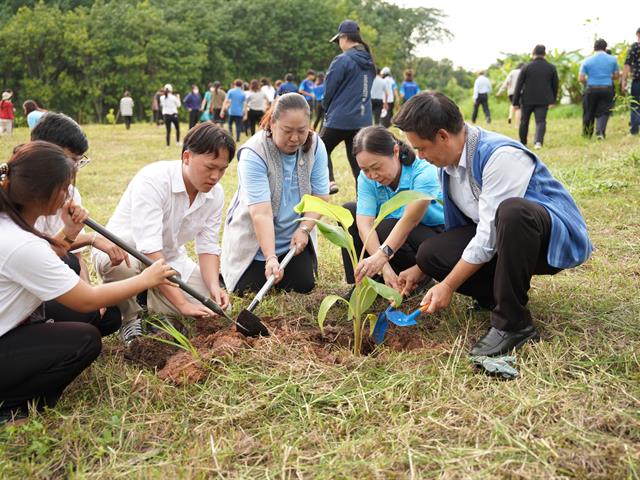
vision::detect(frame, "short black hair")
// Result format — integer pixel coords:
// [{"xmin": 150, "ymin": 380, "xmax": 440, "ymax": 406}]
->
[
  {"xmin": 285, "ymin": 73, "xmax": 294, "ymax": 82},
  {"xmin": 533, "ymin": 44, "xmax": 546, "ymax": 56},
  {"xmin": 594, "ymin": 39, "xmax": 607, "ymax": 51},
  {"xmin": 392, "ymin": 91, "xmax": 464, "ymax": 141},
  {"xmin": 182, "ymin": 121, "xmax": 236, "ymax": 161},
  {"xmin": 31, "ymin": 112, "xmax": 88, "ymax": 155}
]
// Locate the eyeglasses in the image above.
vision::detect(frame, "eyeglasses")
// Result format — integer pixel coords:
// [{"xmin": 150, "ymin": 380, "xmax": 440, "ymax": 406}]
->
[{"xmin": 77, "ymin": 154, "xmax": 91, "ymax": 169}]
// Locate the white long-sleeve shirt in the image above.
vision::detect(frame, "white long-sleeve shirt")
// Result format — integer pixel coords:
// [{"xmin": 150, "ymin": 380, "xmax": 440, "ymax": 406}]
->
[
  {"xmin": 444, "ymin": 145, "xmax": 535, "ymax": 264},
  {"xmin": 473, "ymin": 75, "xmax": 492, "ymax": 100},
  {"xmin": 160, "ymin": 93, "xmax": 181, "ymax": 115},
  {"xmin": 497, "ymin": 69, "xmax": 521, "ymax": 96}
]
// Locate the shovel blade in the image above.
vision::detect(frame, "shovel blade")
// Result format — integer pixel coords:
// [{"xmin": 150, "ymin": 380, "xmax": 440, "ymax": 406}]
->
[
  {"xmin": 386, "ymin": 308, "xmax": 418, "ymax": 327},
  {"xmin": 236, "ymin": 309, "xmax": 270, "ymax": 337},
  {"xmin": 372, "ymin": 312, "xmax": 389, "ymax": 344}
]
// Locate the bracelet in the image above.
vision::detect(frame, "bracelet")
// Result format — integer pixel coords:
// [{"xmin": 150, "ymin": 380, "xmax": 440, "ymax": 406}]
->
[
  {"xmin": 59, "ymin": 229, "xmax": 77, "ymax": 246},
  {"xmin": 91, "ymin": 232, "xmax": 98, "ymax": 246},
  {"xmin": 265, "ymin": 254, "xmax": 278, "ymax": 264},
  {"xmin": 299, "ymin": 224, "xmax": 311, "ymax": 236}
]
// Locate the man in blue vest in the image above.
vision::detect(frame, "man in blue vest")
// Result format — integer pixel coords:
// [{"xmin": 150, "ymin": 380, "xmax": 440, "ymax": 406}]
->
[{"xmin": 393, "ymin": 92, "xmax": 592, "ymax": 357}]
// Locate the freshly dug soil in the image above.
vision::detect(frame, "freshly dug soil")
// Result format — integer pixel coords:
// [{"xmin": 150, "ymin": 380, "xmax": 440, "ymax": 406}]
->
[{"xmin": 121, "ymin": 314, "xmax": 443, "ymax": 385}]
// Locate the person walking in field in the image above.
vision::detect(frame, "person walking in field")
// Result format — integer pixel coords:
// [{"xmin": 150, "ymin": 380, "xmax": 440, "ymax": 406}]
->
[
  {"xmin": 184, "ymin": 84, "xmax": 202, "ymax": 130},
  {"xmin": 621, "ymin": 27, "xmax": 640, "ymax": 135},
  {"xmin": 512, "ymin": 45, "xmax": 559, "ymax": 149},
  {"xmin": 22, "ymin": 100, "xmax": 47, "ymax": 130},
  {"xmin": 496, "ymin": 63, "xmax": 523, "ymax": 125},
  {"xmin": 0, "ymin": 91, "xmax": 15, "ymax": 136},
  {"xmin": 244, "ymin": 79, "xmax": 269, "ymax": 136},
  {"xmin": 160, "ymin": 84, "xmax": 181, "ymax": 147},
  {"xmin": 579, "ymin": 39, "xmax": 620, "ymax": 139},
  {"xmin": 222, "ymin": 79, "xmax": 246, "ymax": 142},
  {"xmin": 380, "ymin": 67, "xmax": 399, "ymax": 128},
  {"xmin": 313, "ymin": 73, "xmax": 326, "ymax": 131},
  {"xmin": 119, "ymin": 91, "xmax": 134, "ymax": 130},
  {"xmin": 399, "ymin": 69, "xmax": 420, "ymax": 103},
  {"xmin": 471, "ymin": 71, "xmax": 492, "ymax": 124},
  {"xmin": 370, "ymin": 68, "xmax": 387, "ymax": 126}
]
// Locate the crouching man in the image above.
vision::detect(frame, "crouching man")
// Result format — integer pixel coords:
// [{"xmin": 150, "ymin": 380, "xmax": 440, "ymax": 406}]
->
[
  {"xmin": 93, "ymin": 122, "xmax": 235, "ymax": 345},
  {"xmin": 394, "ymin": 92, "xmax": 592, "ymax": 356}
]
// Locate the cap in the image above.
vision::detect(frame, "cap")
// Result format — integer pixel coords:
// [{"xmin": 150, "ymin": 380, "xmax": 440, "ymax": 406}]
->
[
  {"xmin": 1, "ymin": 91, "xmax": 12, "ymax": 101},
  {"xmin": 163, "ymin": 83, "xmax": 173, "ymax": 92},
  {"xmin": 330, "ymin": 19, "xmax": 360, "ymax": 43},
  {"xmin": 381, "ymin": 67, "xmax": 391, "ymax": 76}
]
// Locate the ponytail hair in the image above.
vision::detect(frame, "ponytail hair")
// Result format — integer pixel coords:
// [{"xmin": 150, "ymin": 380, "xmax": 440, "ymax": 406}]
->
[
  {"xmin": 259, "ymin": 93, "xmax": 314, "ymax": 153},
  {"xmin": 353, "ymin": 126, "xmax": 416, "ymax": 166},
  {"xmin": 0, "ymin": 141, "xmax": 76, "ymax": 256},
  {"xmin": 343, "ymin": 32, "xmax": 376, "ymax": 70}
]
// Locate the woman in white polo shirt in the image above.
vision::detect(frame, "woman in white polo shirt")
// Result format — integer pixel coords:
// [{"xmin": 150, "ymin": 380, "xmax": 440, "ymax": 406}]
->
[
  {"xmin": 160, "ymin": 83, "xmax": 181, "ymax": 147},
  {"xmin": 0, "ymin": 141, "xmax": 175, "ymax": 422}
]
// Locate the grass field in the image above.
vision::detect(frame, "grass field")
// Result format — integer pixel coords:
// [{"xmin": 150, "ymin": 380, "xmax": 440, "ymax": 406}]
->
[{"xmin": 0, "ymin": 110, "xmax": 638, "ymax": 479}]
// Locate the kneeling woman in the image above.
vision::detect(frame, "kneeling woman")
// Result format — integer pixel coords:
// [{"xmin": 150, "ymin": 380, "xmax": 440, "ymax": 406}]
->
[
  {"xmin": 222, "ymin": 93, "xmax": 330, "ymax": 294},
  {"xmin": 0, "ymin": 142, "xmax": 175, "ymax": 421},
  {"xmin": 343, "ymin": 126, "xmax": 444, "ymax": 290}
]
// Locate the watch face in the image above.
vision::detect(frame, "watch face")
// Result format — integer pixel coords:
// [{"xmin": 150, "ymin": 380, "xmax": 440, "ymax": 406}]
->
[{"xmin": 382, "ymin": 245, "xmax": 393, "ymax": 257}]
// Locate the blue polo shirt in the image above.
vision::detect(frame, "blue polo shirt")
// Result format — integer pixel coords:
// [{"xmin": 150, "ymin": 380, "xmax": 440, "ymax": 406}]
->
[
  {"xmin": 299, "ymin": 79, "xmax": 315, "ymax": 99},
  {"xmin": 278, "ymin": 82, "xmax": 298, "ymax": 96},
  {"xmin": 400, "ymin": 81, "xmax": 420, "ymax": 101},
  {"xmin": 580, "ymin": 51, "xmax": 620, "ymax": 86},
  {"xmin": 356, "ymin": 160, "xmax": 444, "ymax": 226},
  {"xmin": 226, "ymin": 88, "xmax": 246, "ymax": 116},
  {"xmin": 314, "ymin": 84, "xmax": 325, "ymax": 102}
]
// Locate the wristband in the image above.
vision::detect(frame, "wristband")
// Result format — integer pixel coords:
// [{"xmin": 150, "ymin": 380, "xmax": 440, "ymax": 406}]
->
[
  {"xmin": 299, "ymin": 224, "xmax": 311, "ymax": 236},
  {"xmin": 265, "ymin": 254, "xmax": 278, "ymax": 264}
]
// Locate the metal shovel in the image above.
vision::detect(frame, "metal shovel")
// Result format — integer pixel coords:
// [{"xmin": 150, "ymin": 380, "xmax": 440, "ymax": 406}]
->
[
  {"xmin": 235, "ymin": 245, "xmax": 298, "ymax": 334},
  {"xmin": 83, "ymin": 218, "xmax": 269, "ymax": 337},
  {"xmin": 372, "ymin": 303, "xmax": 430, "ymax": 344}
]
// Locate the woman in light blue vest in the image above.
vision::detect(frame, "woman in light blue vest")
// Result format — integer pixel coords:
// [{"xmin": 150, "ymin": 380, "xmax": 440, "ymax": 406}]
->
[
  {"xmin": 393, "ymin": 92, "xmax": 592, "ymax": 357},
  {"xmin": 221, "ymin": 93, "xmax": 330, "ymax": 294},
  {"xmin": 343, "ymin": 126, "xmax": 444, "ymax": 292}
]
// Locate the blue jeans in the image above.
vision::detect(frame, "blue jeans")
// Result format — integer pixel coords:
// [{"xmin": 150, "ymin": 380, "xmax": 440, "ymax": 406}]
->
[
  {"xmin": 228, "ymin": 115, "xmax": 243, "ymax": 141},
  {"xmin": 631, "ymin": 81, "xmax": 640, "ymax": 135}
]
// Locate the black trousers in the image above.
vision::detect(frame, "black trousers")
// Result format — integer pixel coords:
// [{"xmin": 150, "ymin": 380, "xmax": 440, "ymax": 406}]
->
[
  {"xmin": 43, "ymin": 254, "xmax": 121, "ymax": 337},
  {"xmin": 163, "ymin": 114, "xmax": 180, "ymax": 145},
  {"xmin": 247, "ymin": 109, "xmax": 264, "ymax": 136},
  {"xmin": 123, "ymin": 115, "xmax": 132, "ymax": 130},
  {"xmin": 472, "ymin": 93, "xmax": 491, "ymax": 123},
  {"xmin": 0, "ymin": 322, "xmax": 101, "ymax": 415},
  {"xmin": 313, "ymin": 103, "xmax": 325, "ymax": 131},
  {"xmin": 381, "ymin": 101, "xmax": 395, "ymax": 128},
  {"xmin": 235, "ymin": 246, "xmax": 316, "ymax": 294},
  {"xmin": 212, "ymin": 108, "xmax": 223, "ymax": 124},
  {"xmin": 582, "ymin": 86, "xmax": 614, "ymax": 138},
  {"xmin": 341, "ymin": 202, "xmax": 443, "ymax": 284},
  {"xmin": 188, "ymin": 109, "xmax": 200, "ymax": 129},
  {"xmin": 519, "ymin": 104, "xmax": 548, "ymax": 146},
  {"xmin": 320, "ymin": 126, "xmax": 361, "ymax": 183},
  {"xmin": 415, "ymin": 198, "xmax": 561, "ymax": 331},
  {"xmin": 371, "ymin": 99, "xmax": 384, "ymax": 125}
]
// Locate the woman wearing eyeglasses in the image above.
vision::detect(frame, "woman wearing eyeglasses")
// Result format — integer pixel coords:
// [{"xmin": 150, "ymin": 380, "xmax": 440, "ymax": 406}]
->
[{"xmin": 30, "ymin": 113, "xmax": 131, "ymax": 336}]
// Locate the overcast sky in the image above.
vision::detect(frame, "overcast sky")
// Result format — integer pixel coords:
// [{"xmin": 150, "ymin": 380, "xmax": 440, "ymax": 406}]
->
[{"xmin": 392, "ymin": 0, "xmax": 639, "ymax": 70}]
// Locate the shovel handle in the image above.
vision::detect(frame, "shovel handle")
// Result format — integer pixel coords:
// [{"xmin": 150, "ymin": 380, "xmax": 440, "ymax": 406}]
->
[
  {"xmin": 419, "ymin": 303, "xmax": 430, "ymax": 313},
  {"xmin": 248, "ymin": 245, "xmax": 297, "ymax": 312}
]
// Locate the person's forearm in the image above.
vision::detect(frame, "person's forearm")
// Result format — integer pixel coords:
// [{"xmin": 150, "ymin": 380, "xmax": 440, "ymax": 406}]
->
[
  {"xmin": 252, "ymin": 212, "xmax": 277, "ymax": 258},
  {"xmin": 356, "ymin": 217, "xmax": 381, "ymax": 256},
  {"xmin": 72, "ymin": 276, "xmax": 151, "ymax": 312},
  {"xmin": 146, "ymin": 251, "xmax": 189, "ymax": 309},
  {"xmin": 199, "ymin": 253, "xmax": 221, "ymax": 292},
  {"xmin": 441, "ymin": 258, "xmax": 484, "ymax": 292},
  {"xmin": 381, "ymin": 210, "xmax": 424, "ymax": 253},
  {"xmin": 76, "ymin": 253, "xmax": 90, "ymax": 282}
]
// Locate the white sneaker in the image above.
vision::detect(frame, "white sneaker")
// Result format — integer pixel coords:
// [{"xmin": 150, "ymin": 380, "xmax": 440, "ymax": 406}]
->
[
  {"xmin": 176, "ymin": 141, "xmax": 182, "ymax": 146},
  {"xmin": 120, "ymin": 318, "xmax": 143, "ymax": 346},
  {"xmin": 533, "ymin": 142, "xmax": 542, "ymax": 150}
]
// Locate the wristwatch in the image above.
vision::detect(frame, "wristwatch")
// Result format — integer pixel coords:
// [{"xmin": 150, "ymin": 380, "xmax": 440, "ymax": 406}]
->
[
  {"xmin": 379, "ymin": 244, "xmax": 394, "ymax": 259},
  {"xmin": 300, "ymin": 224, "xmax": 312, "ymax": 236}
]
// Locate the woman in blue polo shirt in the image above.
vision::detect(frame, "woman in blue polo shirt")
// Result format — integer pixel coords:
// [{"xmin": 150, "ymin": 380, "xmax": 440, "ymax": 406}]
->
[{"xmin": 341, "ymin": 126, "xmax": 444, "ymax": 290}]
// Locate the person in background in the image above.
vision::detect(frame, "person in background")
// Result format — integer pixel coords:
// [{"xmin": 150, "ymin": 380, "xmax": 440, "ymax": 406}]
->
[
  {"xmin": 496, "ymin": 63, "xmax": 524, "ymax": 125},
  {"xmin": 152, "ymin": 89, "xmax": 163, "ymax": 126},
  {"xmin": 370, "ymin": 68, "xmax": 386, "ymax": 126},
  {"xmin": 399, "ymin": 69, "xmax": 420, "ymax": 103},
  {"xmin": 242, "ymin": 82, "xmax": 251, "ymax": 137},
  {"xmin": 313, "ymin": 73, "xmax": 326, "ymax": 131},
  {"xmin": 381, "ymin": 67, "xmax": 399, "ymax": 128},
  {"xmin": 119, "ymin": 91, "xmax": 134, "ymax": 130},
  {"xmin": 200, "ymin": 83, "xmax": 214, "ymax": 122},
  {"xmin": 342, "ymin": 126, "xmax": 444, "ymax": 292},
  {"xmin": 472, "ymin": 71, "xmax": 492, "ymax": 124},
  {"xmin": 222, "ymin": 79, "xmax": 246, "ymax": 142},
  {"xmin": 160, "ymin": 84, "xmax": 181, "ymax": 147},
  {"xmin": 22, "ymin": 100, "xmax": 47, "ymax": 130},
  {"xmin": 512, "ymin": 44, "xmax": 559, "ymax": 149},
  {"xmin": 579, "ymin": 39, "xmax": 620, "ymax": 139},
  {"xmin": 261, "ymin": 77, "xmax": 276, "ymax": 104},
  {"xmin": 277, "ymin": 74, "xmax": 298, "ymax": 96},
  {"xmin": 244, "ymin": 79, "xmax": 269, "ymax": 136},
  {"xmin": 321, "ymin": 19, "xmax": 376, "ymax": 194},
  {"xmin": 298, "ymin": 70, "xmax": 316, "ymax": 107},
  {"xmin": 209, "ymin": 81, "xmax": 226, "ymax": 124},
  {"xmin": 221, "ymin": 93, "xmax": 329, "ymax": 294},
  {"xmin": 0, "ymin": 91, "xmax": 15, "ymax": 136},
  {"xmin": 621, "ymin": 27, "xmax": 640, "ymax": 135},
  {"xmin": 0, "ymin": 141, "xmax": 175, "ymax": 424},
  {"xmin": 184, "ymin": 84, "xmax": 202, "ymax": 129}
]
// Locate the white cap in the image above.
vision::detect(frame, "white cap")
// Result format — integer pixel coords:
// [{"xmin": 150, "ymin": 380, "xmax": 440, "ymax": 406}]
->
[
  {"xmin": 1, "ymin": 91, "xmax": 12, "ymax": 101},
  {"xmin": 381, "ymin": 67, "xmax": 391, "ymax": 76},
  {"xmin": 163, "ymin": 84, "xmax": 173, "ymax": 92}
]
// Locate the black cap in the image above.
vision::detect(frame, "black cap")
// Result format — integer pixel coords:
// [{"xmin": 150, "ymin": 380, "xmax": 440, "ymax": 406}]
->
[{"xmin": 330, "ymin": 19, "xmax": 360, "ymax": 43}]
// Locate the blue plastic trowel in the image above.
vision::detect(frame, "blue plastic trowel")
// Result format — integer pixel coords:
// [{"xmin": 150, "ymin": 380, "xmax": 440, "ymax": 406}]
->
[{"xmin": 372, "ymin": 303, "xmax": 430, "ymax": 344}]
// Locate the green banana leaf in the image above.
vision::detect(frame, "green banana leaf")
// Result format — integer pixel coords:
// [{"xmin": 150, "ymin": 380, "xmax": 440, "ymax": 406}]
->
[
  {"xmin": 374, "ymin": 191, "xmax": 432, "ymax": 227},
  {"xmin": 294, "ymin": 194, "xmax": 354, "ymax": 228},
  {"xmin": 317, "ymin": 294, "xmax": 353, "ymax": 334}
]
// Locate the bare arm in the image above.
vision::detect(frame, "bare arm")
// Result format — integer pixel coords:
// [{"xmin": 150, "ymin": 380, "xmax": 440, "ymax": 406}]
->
[
  {"xmin": 621, "ymin": 65, "xmax": 631, "ymax": 90},
  {"xmin": 199, "ymin": 253, "xmax": 228, "ymax": 309}
]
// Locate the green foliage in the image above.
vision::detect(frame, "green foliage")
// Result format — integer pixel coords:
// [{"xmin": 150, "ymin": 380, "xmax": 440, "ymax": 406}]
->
[
  {"xmin": 295, "ymin": 191, "xmax": 427, "ymax": 354},
  {"xmin": 145, "ymin": 317, "xmax": 199, "ymax": 358}
]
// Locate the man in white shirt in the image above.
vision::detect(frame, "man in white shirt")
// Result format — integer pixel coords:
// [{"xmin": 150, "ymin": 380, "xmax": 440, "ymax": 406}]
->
[
  {"xmin": 370, "ymin": 68, "xmax": 387, "ymax": 125},
  {"xmin": 472, "ymin": 71, "xmax": 492, "ymax": 124},
  {"xmin": 119, "ymin": 91, "xmax": 134, "ymax": 130},
  {"xmin": 392, "ymin": 92, "xmax": 592, "ymax": 357},
  {"xmin": 381, "ymin": 66, "xmax": 399, "ymax": 128},
  {"xmin": 93, "ymin": 122, "xmax": 235, "ymax": 345}
]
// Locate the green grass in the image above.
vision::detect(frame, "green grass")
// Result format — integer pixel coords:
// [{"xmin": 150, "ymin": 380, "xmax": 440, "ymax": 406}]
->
[{"xmin": 0, "ymin": 114, "xmax": 639, "ymax": 478}]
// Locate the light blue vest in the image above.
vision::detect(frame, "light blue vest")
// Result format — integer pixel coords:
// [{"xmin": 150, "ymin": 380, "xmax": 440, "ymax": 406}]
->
[{"xmin": 440, "ymin": 128, "xmax": 592, "ymax": 269}]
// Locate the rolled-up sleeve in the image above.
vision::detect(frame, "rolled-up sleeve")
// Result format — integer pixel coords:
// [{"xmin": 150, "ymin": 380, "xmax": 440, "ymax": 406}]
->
[
  {"xmin": 356, "ymin": 173, "xmax": 378, "ymax": 218},
  {"xmin": 130, "ymin": 178, "xmax": 166, "ymax": 254},
  {"xmin": 461, "ymin": 148, "xmax": 535, "ymax": 264},
  {"xmin": 310, "ymin": 138, "xmax": 330, "ymax": 195},
  {"xmin": 195, "ymin": 186, "xmax": 224, "ymax": 256}
]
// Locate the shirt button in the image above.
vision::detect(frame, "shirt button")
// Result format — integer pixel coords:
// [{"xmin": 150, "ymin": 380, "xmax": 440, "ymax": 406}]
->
[{"xmin": 299, "ymin": 161, "xmax": 304, "ymax": 166}]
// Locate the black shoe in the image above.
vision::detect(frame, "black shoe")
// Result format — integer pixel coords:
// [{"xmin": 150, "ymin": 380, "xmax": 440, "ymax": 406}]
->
[
  {"xmin": 468, "ymin": 299, "xmax": 492, "ymax": 312},
  {"xmin": 470, "ymin": 325, "xmax": 539, "ymax": 357},
  {"xmin": 329, "ymin": 182, "xmax": 339, "ymax": 195}
]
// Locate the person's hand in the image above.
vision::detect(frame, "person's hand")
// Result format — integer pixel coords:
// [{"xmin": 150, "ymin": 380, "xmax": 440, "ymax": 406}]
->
[
  {"xmin": 210, "ymin": 285, "xmax": 229, "ymax": 311},
  {"xmin": 290, "ymin": 229, "xmax": 309, "ymax": 255},
  {"xmin": 420, "ymin": 281, "xmax": 454, "ymax": 314},
  {"xmin": 142, "ymin": 258, "xmax": 178, "ymax": 289},
  {"xmin": 243, "ymin": 113, "xmax": 248, "ymax": 121},
  {"xmin": 381, "ymin": 263, "xmax": 400, "ymax": 291},
  {"xmin": 220, "ymin": 110, "xmax": 226, "ymax": 119},
  {"xmin": 397, "ymin": 265, "xmax": 426, "ymax": 295},
  {"xmin": 61, "ymin": 200, "xmax": 89, "ymax": 239},
  {"xmin": 354, "ymin": 250, "xmax": 388, "ymax": 284},
  {"xmin": 265, "ymin": 256, "xmax": 283, "ymax": 284},
  {"xmin": 178, "ymin": 302, "xmax": 215, "ymax": 319},
  {"xmin": 93, "ymin": 235, "xmax": 131, "ymax": 267}
]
